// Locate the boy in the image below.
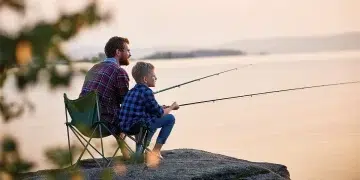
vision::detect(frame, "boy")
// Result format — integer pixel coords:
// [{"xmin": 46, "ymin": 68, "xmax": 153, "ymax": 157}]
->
[{"xmin": 118, "ymin": 61, "xmax": 179, "ymax": 163}]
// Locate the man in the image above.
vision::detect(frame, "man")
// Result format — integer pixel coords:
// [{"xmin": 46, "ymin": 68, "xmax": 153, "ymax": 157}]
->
[
  {"xmin": 80, "ymin": 36, "xmax": 131, "ymax": 159},
  {"xmin": 119, "ymin": 61, "xmax": 179, "ymax": 166}
]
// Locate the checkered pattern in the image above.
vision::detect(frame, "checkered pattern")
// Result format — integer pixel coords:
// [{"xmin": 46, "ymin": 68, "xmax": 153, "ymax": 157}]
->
[
  {"xmin": 119, "ymin": 83, "xmax": 164, "ymax": 132},
  {"xmin": 80, "ymin": 61, "xmax": 129, "ymax": 127}
]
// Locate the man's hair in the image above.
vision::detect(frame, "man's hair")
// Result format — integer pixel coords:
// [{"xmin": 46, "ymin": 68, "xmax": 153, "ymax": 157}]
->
[
  {"xmin": 104, "ymin": 36, "xmax": 129, "ymax": 58},
  {"xmin": 132, "ymin": 62, "xmax": 154, "ymax": 83}
]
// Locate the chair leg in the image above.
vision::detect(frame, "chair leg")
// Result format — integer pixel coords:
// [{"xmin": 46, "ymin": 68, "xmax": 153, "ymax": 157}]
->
[
  {"xmin": 126, "ymin": 135, "xmax": 151, "ymax": 152},
  {"xmin": 129, "ymin": 127, "xmax": 151, "ymax": 163},
  {"xmin": 71, "ymin": 127, "xmax": 110, "ymax": 162},
  {"xmin": 106, "ymin": 146, "xmax": 121, "ymax": 167},
  {"xmin": 66, "ymin": 125, "xmax": 73, "ymax": 166},
  {"xmin": 141, "ymin": 130, "xmax": 150, "ymax": 155},
  {"xmin": 99, "ymin": 124, "xmax": 105, "ymax": 157},
  {"xmin": 70, "ymin": 127, "xmax": 103, "ymax": 168},
  {"xmin": 100, "ymin": 124, "xmax": 134, "ymax": 154},
  {"xmin": 65, "ymin": 107, "xmax": 73, "ymax": 166},
  {"xmin": 99, "ymin": 124, "xmax": 134, "ymax": 167}
]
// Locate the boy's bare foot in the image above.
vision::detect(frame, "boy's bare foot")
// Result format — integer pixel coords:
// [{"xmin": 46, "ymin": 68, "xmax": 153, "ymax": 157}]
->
[{"xmin": 145, "ymin": 151, "xmax": 161, "ymax": 168}]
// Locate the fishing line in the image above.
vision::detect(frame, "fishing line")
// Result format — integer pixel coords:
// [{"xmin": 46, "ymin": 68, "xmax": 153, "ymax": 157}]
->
[
  {"xmin": 178, "ymin": 81, "xmax": 360, "ymax": 107},
  {"xmin": 154, "ymin": 64, "xmax": 252, "ymax": 94}
]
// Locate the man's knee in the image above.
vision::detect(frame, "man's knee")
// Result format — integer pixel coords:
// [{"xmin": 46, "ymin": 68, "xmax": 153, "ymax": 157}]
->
[{"xmin": 165, "ymin": 114, "xmax": 175, "ymax": 125}]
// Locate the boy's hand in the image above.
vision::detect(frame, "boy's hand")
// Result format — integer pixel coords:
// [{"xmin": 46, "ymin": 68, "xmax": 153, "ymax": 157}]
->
[
  {"xmin": 162, "ymin": 105, "xmax": 169, "ymax": 109},
  {"xmin": 171, "ymin": 102, "xmax": 180, "ymax": 110}
]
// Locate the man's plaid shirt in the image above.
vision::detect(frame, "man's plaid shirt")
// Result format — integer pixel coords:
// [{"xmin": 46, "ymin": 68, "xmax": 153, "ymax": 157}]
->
[
  {"xmin": 118, "ymin": 83, "xmax": 164, "ymax": 132},
  {"xmin": 80, "ymin": 59, "xmax": 129, "ymax": 126}
]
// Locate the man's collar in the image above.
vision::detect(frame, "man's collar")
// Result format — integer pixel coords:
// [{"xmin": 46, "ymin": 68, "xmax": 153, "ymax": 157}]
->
[{"xmin": 103, "ymin": 57, "xmax": 119, "ymax": 65}]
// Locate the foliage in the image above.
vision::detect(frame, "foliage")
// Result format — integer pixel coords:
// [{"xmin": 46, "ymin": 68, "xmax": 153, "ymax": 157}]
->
[
  {"xmin": 0, "ymin": 136, "xmax": 34, "ymax": 179},
  {"xmin": 0, "ymin": 0, "xmax": 113, "ymax": 178},
  {"xmin": 44, "ymin": 145, "xmax": 82, "ymax": 169},
  {"xmin": 0, "ymin": 0, "xmax": 110, "ymax": 122}
]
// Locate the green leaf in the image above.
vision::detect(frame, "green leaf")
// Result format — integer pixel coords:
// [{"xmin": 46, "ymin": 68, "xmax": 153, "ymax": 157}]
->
[
  {"xmin": 1, "ymin": 136, "xmax": 17, "ymax": 152},
  {"xmin": 0, "ymin": 35, "xmax": 17, "ymax": 70},
  {"xmin": 27, "ymin": 23, "xmax": 56, "ymax": 67},
  {"xmin": 0, "ymin": 0, "xmax": 111, "ymax": 122},
  {"xmin": 15, "ymin": 65, "xmax": 40, "ymax": 91},
  {"xmin": 48, "ymin": 66, "xmax": 73, "ymax": 89},
  {"xmin": 0, "ymin": 0, "xmax": 25, "ymax": 13},
  {"xmin": 101, "ymin": 168, "xmax": 113, "ymax": 180},
  {"xmin": 0, "ymin": 97, "xmax": 24, "ymax": 122},
  {"xmin": 44, "ymin": 145, "xmax": 81, "ymax": 168}
]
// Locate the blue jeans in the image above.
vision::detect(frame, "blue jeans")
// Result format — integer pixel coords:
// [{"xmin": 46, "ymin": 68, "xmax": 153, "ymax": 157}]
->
[{"xmin": 147, "ymin": 114, "xmax": 175, "ymax": 145}]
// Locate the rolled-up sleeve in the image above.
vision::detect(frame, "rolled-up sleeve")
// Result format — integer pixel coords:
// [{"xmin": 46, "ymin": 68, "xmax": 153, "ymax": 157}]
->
[{"xmin": 143, "ymin": 89, "xmax": 164, "ymax": 118}]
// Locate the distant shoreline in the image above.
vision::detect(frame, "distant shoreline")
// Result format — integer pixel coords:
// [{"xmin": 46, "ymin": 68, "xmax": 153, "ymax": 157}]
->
[
  {"xmin": 72, "ymin": 49, "xmax": 360, "ymax": 64},
  {"xmin": 140, "ymin": 49, "xmax": 246, "ymax": 60}
]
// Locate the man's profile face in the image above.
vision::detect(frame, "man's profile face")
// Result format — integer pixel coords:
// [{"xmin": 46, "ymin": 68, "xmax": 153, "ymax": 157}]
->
[{"xmin": 118, "ymin": 43, "xmax": 131, "ymax": 66}]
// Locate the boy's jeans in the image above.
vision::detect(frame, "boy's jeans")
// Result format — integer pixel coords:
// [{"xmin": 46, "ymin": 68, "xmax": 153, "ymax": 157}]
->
[
  {"xmin": 134, "ymin": 114, "xmax": 175, "ymax": 156},
  {"xmin": 147, "ymin": 114, "xmax": 176, "ymax": 145}
]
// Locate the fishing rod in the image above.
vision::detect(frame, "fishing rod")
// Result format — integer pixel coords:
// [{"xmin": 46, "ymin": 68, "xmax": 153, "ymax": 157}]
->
[
  {"xmin": 154, "ymin": 64, "xmax": 252, "ymax": 94},
  {"xmin": 178, "ymin": 80, "xmax": 360, "ymax": 107}
]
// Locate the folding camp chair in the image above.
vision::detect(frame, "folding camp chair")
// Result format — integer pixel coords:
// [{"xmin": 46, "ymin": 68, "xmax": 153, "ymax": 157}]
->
[{"xmin": 63, "ymin": 91, "xmax": 151, "ymax": 168}]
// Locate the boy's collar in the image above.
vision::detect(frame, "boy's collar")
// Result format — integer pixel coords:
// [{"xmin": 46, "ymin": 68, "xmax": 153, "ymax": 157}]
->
[{"xmin": 135, "ymin": 83, "xmax": 148, "ymax": 87}]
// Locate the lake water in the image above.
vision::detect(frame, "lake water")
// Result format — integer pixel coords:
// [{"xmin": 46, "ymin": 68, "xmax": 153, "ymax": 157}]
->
[{"xmin": 1, "ymin": 51, "xmax": 360, "ymax": 180}]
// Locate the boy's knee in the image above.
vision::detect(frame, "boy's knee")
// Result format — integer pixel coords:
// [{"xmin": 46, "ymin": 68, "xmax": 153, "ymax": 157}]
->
[{"xmin": 166, "ymin": 114, "xmax": 175, "ymax": 124}]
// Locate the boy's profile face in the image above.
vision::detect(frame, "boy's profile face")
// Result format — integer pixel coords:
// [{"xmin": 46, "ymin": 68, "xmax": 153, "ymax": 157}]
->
[{"xmin": 144, "ymin": 69, "xmax": 157, "ymax": 87}]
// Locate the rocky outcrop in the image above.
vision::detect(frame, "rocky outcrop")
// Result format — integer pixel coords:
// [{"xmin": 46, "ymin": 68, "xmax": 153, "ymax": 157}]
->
[{"xmin": 19, "ymin": 149, "xmax": 290, "ymax": 180}]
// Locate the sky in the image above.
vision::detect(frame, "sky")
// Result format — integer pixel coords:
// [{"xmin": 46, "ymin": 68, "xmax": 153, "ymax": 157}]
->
[{"xmin": 0, "ymin": 0, "xmax": 359, "ymax": 56}]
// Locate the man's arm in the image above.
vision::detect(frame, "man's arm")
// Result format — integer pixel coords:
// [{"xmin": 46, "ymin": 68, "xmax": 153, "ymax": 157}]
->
[{"xmin": 117, "ymin": 70, "xmax": 130, "ymax": 103}]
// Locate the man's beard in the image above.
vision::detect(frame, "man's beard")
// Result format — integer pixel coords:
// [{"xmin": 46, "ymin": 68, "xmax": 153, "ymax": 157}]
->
[{"xmin": 119, "ymin": 55, "xmax": 130, "ymax": 66}]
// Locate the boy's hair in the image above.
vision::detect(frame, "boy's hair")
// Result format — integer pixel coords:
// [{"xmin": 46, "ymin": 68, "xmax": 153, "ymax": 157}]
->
[{"xmin": 132, "ymin": 61, "xmax": 155, "ymax": 83}]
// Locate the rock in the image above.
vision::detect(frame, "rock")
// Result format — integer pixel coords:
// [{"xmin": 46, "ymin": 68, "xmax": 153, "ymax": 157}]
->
[{"xmin": 19, "ymin": 149, "xmax": 290, "ymax": 180}]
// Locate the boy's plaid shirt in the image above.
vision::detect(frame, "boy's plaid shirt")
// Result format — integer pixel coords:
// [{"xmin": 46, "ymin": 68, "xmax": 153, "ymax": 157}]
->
[
  {"xmin": 118, "ymin": 83, "xmax": 164, "ymax": 132},
  {"xmin": 80, "ymin": 61, "xmax": 129, "ymax": 126}
]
